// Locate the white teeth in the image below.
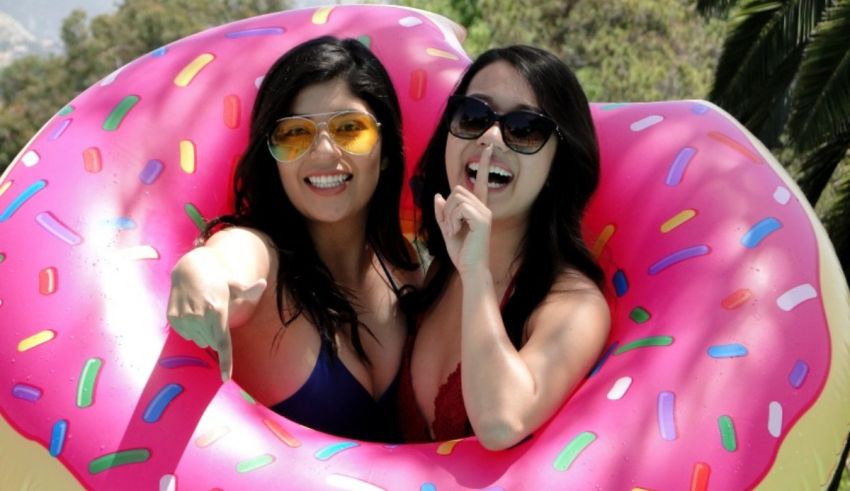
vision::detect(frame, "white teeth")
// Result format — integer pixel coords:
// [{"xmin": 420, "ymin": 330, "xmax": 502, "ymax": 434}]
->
[
  {"xmin": 307, "ymin": 174, "xmax": 349, "ymax": 188},
  {"xmin": 467, "ymin": 163, "xmax": 513, "ymax": 178}
]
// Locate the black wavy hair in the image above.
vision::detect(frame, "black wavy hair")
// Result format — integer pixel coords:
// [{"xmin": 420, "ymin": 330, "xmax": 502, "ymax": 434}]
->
[
  {"xmin": 205, "ymin": 36, "xmax": 416, "ymax": 362},
  {"xmin": 412, "ymin": 45, "xmax": 604, "ymax": 349}
]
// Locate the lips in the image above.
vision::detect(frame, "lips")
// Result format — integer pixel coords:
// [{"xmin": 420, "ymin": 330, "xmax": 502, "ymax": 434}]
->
[
  {"xmin": 304, "ymin": 173, "xmax": 352, "ymax": 189},
  {"xmin": 466, "ymin": 162, "xmax": 514, "ymax": 188}
]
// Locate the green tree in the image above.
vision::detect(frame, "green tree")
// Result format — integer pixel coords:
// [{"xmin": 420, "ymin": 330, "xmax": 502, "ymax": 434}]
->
[{"xmin": 0, "ymin": 0, "xmax": 289, "ymax": 171}]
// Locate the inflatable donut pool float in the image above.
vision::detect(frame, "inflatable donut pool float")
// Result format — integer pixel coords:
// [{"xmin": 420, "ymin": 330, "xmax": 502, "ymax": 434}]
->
[{"xmin": 1, "ymin": 5, "xmax": 849, "ymax": 490}]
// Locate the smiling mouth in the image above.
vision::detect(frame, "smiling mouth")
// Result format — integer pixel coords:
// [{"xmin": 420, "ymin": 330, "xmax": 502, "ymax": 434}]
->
[
  {"xmin": 305, "ymin": 174, "xmax": 352, "ymax": 189},
  {"xmin": 466, "ymin": 163, "xmax": 514, "ymax": 187}
]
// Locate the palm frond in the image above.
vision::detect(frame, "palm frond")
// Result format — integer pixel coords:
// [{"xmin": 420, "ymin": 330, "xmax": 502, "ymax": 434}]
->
[
  {"xmin": 697, "ymin": 0, "xmax": 742, "ymax": 16},
  {"xmin": 821, "ymin": 155, "xmax": 850, "ymax": 280},
  {"xmin": 787, "ymin": 0, "xmax": 850, "ymax": 151},
  {"xmin": 797, "ymin": 125, "xmax": 850, "ymax": 203}
]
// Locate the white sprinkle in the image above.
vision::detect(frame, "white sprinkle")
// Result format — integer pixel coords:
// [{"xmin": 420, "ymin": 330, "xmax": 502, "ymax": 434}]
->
[
  {"xmin": 118, "ymin": 245, "xmax": 160, "ymax": 261},
  {"xmin": 399, "ymin": 16, "xmax": 423, "ymax": 27},
  {"xmin": 325, "ymin": 474, "xmax": 385, "ymax": 491},
  {"xmin": 255, "ymin": 76, "xmax": 264, "ymax": 89},
  {"xmin": 159, "ymin": 474, "xmax": 176, "ymax": 491},
  {"xmin": 100, "ymin": 64, "xmax": 127, "ymax": 86},
  {"xmin": 630, "ymin": 115, "xmax": 664, "ymax": 132},
  {"xmin": 607, "ymin": 376, "xmax": 632, "ymax": 400},
  {"xmin": 768, "ymin": 401, "xmax": 782, "ymax": 437},
  {"xmin": 773, "ymin": 186, "xmax": 791, "ymax": 205},
  {"xmin": 22, "ymin": 150, "xmax": 40, "ymax": 167},
  {"xmin": 777, "ymin": 284, "xmax": 817, "ymax": 311}
]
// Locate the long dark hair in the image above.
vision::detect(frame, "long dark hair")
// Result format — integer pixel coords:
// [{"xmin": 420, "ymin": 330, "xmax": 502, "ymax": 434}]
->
[
  {"xmin": 206, "ymin": 36, "xmax": 415, "ymax": 362},
  {"xmin": 413, "ymin": 45, "xmax": 604, "ymax": 348}
]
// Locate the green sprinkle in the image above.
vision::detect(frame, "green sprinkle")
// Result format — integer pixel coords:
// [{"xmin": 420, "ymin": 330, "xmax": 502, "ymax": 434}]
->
[
  {"xmin": 76, "ymin": 358, "xmax": 103, "ymax": 408},
  {"xmin": 58, "ymin": 105, "xmax": 74, "ymax": 116},
  {"xmin": 237, "ymin": 453, "xmax": 275, "ymax": 473},
  {"xmin": 615, "ymin": 336, "xmax": 673, "ymax": 354},
  {"xmin": 718, "ymin": 415, "xmax": 737, "ymax": 451},
  {"xmin": 0, "ymin": 252, "xmax": 5, "ymax": 263},
  {"xmin": 184, "ymin": 203, "xmax": 206, "ymax": 231},
  {"xmin": 357, "ymin": 35, "xmax": 371, "ymax": 48},
  {"xmin": 240, "ymin": 389, "xmax": 256, "ymax": 404},
  {"xmin": 629, "ymin": 307, "xmax": 651, "ymax": 324},
  {"xmin": 600, "ymin": 103, "xmax": 627, "ymax": 111},
  {"xmin": 553, "ymin": 431, "xmax": 596, "ymax": 471},
  {"xmin": 88, "ymin": 449, "xmax": 150, "ymax": 474},
  {"xmin": 103, "ymin": 95, "xmax": 140, "ymax": 131}
]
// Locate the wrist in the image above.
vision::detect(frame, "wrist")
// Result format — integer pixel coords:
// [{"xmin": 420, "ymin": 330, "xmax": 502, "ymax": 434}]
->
[{"xmin": 459, "ymin": 266, "xmax": 493, "ymax": 287}]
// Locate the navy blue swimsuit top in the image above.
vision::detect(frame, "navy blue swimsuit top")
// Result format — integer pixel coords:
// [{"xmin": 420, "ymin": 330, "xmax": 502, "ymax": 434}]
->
[{"xmin": 268, "ymin": 253, "xmax": 403, "ymax": 443}]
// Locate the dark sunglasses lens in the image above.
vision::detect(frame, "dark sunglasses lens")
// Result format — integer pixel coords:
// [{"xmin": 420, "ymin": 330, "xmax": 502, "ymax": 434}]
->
[
  {"xmin": 449, "ymin": 98, "xmax": 493, "ymax": 139},
  {"xmin": 502, "ymin": 112, "xmax": 555, "ymax": 154}
]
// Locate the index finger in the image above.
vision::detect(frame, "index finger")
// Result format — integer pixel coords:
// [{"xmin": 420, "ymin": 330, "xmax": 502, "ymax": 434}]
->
[{"xmin": 473, "ymin": 144, "xmax": 493, "ymax": 203}]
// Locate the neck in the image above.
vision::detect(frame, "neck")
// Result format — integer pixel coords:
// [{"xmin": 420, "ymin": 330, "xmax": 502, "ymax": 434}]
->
[
  {"xmin": 308, "ymin": 214, "xmax": 371, "ymax": 287},
  {"xmin": 486, "ymin": 212, "xmax": 528, "ymax": 287}
]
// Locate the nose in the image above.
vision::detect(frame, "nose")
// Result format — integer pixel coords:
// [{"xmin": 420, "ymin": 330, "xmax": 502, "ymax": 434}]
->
[
  {"xmin": 309, "ymin": 123, "xmax": 342, "ymax": 158},
  {"xmin": 477, "ymin": 122, "xmax": 508, "ymax": 151}
]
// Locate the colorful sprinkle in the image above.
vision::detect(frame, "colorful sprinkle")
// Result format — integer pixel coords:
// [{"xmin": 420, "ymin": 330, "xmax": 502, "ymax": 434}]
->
[
  {"xmin": 660, "ymin": 209, "xmax": 696, "ymax": 233},
  {"xmin": 773, "ymin": 186, "xmax": 791, "ymax": 204},
  {"xmin": 184, "ymin": 203, "xmax": 206, "ymax": 231},
  {"xmin": 325, "ymin": 474, "xmax": 385, "ymax": 491},
  {"xmin": 665, "ymin": 147, "xmax": 696, "ymax": 186},
  {"xmin": 409, "ymin": 69, "xmax": 427, "ymax": 101},
  {"xmin": 630, "ymin": 115, "xmax": 663, "ymax": 131},
  {"xmin": 180, "ymin": 140, "xmax": 196, "ymax": 173},
  {"xmin": 143, "ymin": 384, "xmax": 183, "ymax": 423},
  {"xmin": 648, "ymin": 245, "xmax": 710, "ymax": 275},
  {"xmin": 768, "ymin": 401, "xmax": 783, "ymax": 437},
  {"xmin": 399, "ymin": 16, "xmax": 423, "ymax": 27},
  {"xmin": 707, "ymin": 343, "xmax": 748, "ymax": 358},
  {"xmin": 615, "ymin": 336, "xmax": 674, "ymax": 354},
  {"xmin": 0, "ymin": 180, "xmax": 11, "ymax": 197},
  {"xmin": 357, "ymin": 35, "xmax": 371, "ymax": 48},
  {"xmin": 788, "ymin": 360, "xmax": 809, "ymax": 388},
  {"xmin": 18, "ymin": 329, "xmax": 56, "ymax": 353},
  {"xmin": 315, "ymin": 442, "xmax": 358, "ymax": 461},
  {"xmin": 600, "ymin": 103, "xmax": 627, "ymax": 111},
  {"xmin": 100, "ymin": 65, "xmax": 127, "ymax": 86},
  {"xmin": 50, "ymin": 119, "xmax": 72, "ymax": 140},
  {"xmin": 22, "ymin": 150, "xmax": 40, "ymax": 167},
  {"xmin": 174, "ymin": 54, "xmax": 215, "ymax": 87},
  {"xmin": 657, "ymin": 391, "xmax": 677, "ymax": 440},
  {"xmin": 629, "ymin": 307, "xmax": 650, "ymax": 324},
  {"xmin": 225, "ymin": 27, "xmax": 285, "ymax": 38},
  {"xmin": 0, "ymin": 179, "xmax": 46, "ymax": 222},
  {"xmin": 690, "ymin": 462, "xmax": 710, "ymax": 491},
  {"xmin": 691, "ymin": 103, "xmax": 710, "ymax": 115},
  {"xmin": 613, "ymin": 269, "xmax": 628, "ymax": 297},
  {"xmin": 58, "ymin": 105, "xmax": 74, "ymax": 116},
  {"xmin": 721, "ymin": 289, "xmax": 752, "ymax": 309},
  {"xmin": 236, "ymin": 454, "xmax": 275, "ymax": 473},
  {"xmin": 118, "ymin": 245, "xmax": 159, "ymax": 261},
  {"xmin": 83, "ymin": 147, "xmax": 102, "ymax": 173},
  {"xmin": 741, "ymin": 217, "xmax": 781, "ymax": 248},
  {"xmin": 708, "ymin": 131, "xmax": 760, "ymax": 162},
  {"xmin": 140, "ymin": 159, "xmax": 164, "ymax": 184},
  {"xmin": 312, "ymin": 6, "xmax": 334, "ymax": 24},
  {"xmin": 777, "ymin": 284, "xmax": 817, "ymax": 311},
  {"xmin": 102, "ymin": 216, "xmax": 136, "ymax": 231},
  {"xmin": 553, "ymin": 431, "xmax": 596, "ymax": 471},
  {"xmin": 240, "ymin": 389, "xmax": 256, "ymax": 404},
  {"xmin": 718, "ymin": 415, "xmax": 737, "ymax": 451},
  {"xmin": 49, "ymin": 419, "xmax": 68, "ymax": 457},
  {"xmin": 436, "ymin": 439, "xmax": 462, "ymax": 455},
  {"xmin": 425, "ymin": 47, "xmax": 459, "ymax": 60},
  {"xmin": 592, "ymin": 224, "xmax": 615, "ymax": 258},
  {"xmin": 160, "ymin": 474, "xmax": 176, "ymax": 491},
  {"xmin": 195, "ymin": 426, "xmax": 230, "ymax": 447},
  {"xmin": 151, "ymin": 47, "xmax": 167, "ymax": 57},
  {"xmin": 39, "ymin": 266, "xmax": 57, "ymax": 295},
  {"xmin": 103, "ymin": 95, "xmax": 140, "ymax": 131},
  {"xmin": 159, "ymin": 356, "xmax": 209, "ymax": 369},
  {"xmin": 224, "ymin": 95, "xmax": 240, "ymax": 129},
  {"xmin": 589, "ymin": 342, "xmax": 618, "ymax": 377},
  {"xmin": 255, "ymin": 76, "xmax": 264, "ymax": 88},
  {"xmin": 76, "ymin": 357, "xmax": 103, "ymax": 408},
  {"xmin": 421, "ymin": 484, "xmax": 437, "ymax": 491},
  {"xmin": 0, "ymin": 251, "xmax": 4, "ymax": 262},
  {"xmin": 607, "ymin": 376, "xmax": 632, "ymax": 400},
  {"xmin": 263, "ymin": 419, "xmax": 301, "ymax": 448},
  {"xmin": 12, "ymin": 383, "xmax": 43, "ymax": 401},
  {"xmin": 36, "ymin": 212, "xmax": 82, "ymax": 245},
  {"xmin": 88, "ymin": 449, "xmax": 150, "ymax": 474}
]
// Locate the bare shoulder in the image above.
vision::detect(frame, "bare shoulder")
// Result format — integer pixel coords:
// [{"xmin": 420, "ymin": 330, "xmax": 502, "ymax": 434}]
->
[
  {"xmin": 526, "ymin": 269, "xmax": 610, "ymax": 340},
  {"xmin": 205, "ymin": 226, "xmax": 275, "ymax": 256}
]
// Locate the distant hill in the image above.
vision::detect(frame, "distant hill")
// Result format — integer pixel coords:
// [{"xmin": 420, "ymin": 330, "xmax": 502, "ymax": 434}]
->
[{"xmin": 0, "ymin": 0, "xmax": 115, "ymax": 44}]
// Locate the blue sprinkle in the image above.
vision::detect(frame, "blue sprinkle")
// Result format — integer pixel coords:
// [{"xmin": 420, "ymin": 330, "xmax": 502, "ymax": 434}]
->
[
  {"xmin": 159, "ymin": 356, "xmax": 209, "ymax": 369},
  {"xmin": 421, "ymin": 485, "xmax": 437, "ymax": 491},
  {"xmin": 102, "ymin": 216, "xmax": 136, "ymax": 230},
  {"xmin": 707, "ymin": 343, "xmax": 748, "ymax": 358},
  {"xmin": 788, "ymin": 360, "xmax": 809, "ymax": 388},
  {"xmin": 225, "ymin": 27, "xmax": 285, "ymax": 38},
  {"xmin": 151, "ymin": 47, "xmax": 167, "ymax": 57},
  {"xmin": 49, "ymin": 119, "xmax": 72, "ymax": 141},
  {"xmin": 649, "ymin": 245, "xmax": 710, "ymax": 275},
  {"xmin": 0, "ymin": 179, "xmax": 47, "ymax": 222},
  {"xmin": 666, "ymin": 147, "xmax": 696, "ymax": 186},
  {"xmin": 741, "ymin": 217, "xmax": 782, "ymax": 249},
  {"xmin": 143, "ymin": 384, "xmax": 183, "ymax": 423},
  {"xmin": 139, "ymin": 159, "xmax": 164, "ymax": 184},
  {"xmin": 50, "ymin": 420, "xmax": 68, "ymax": 457},
  {"xmin": 314, "ymin": 442, "xmax": 358, "ymax": 461},
  {"xmin": 600, "ymin": 103, "xmax": 627, "ymax": 111},
  {"xmin": 588, "ymin": 342, "xmax": 618, "ymax": 377},
  {"xmin": 613, "ymin": 270, "xmax": 628, "ymax": 297},
  {"xmin": 691, "ymin": 103, "xmax": 710, "ymax": 115}
]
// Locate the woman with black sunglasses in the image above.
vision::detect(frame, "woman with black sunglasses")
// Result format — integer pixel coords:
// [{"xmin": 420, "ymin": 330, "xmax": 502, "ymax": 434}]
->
[
  {"xmin": 399, "ymin": 45, "xmax": 610, "ymax": 449},
  {"xmin": 167, "ymin": 37, "xmax": 420, "ymax": 443}
]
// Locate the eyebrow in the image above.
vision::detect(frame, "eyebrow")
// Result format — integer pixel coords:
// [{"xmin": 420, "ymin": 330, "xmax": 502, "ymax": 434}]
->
[{"xmin": 467, "ymin": 93, "xmax": 543, "ymax": 113}]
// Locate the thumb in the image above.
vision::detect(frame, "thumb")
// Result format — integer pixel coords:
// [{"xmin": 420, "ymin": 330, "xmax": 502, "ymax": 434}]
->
[
  {"xmin": 434, "ymin": 193, "xmax": 450, "ymax": 237},
  {"xmin": 230, "ymin": 278, "xmax": 267, "ymax": 303}
]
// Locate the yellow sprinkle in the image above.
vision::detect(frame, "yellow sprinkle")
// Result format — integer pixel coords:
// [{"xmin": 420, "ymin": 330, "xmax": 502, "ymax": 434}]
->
[
  {"xmin": 312, "ymin": 6, "xmax": 334, "ymax": 24},
  {"xmin": 195, "ymin": 425, "xmax": 230, "ymax": 448},
  {"xmin": 660, "ymin": 209, "xmax": 697, "ymax": 233},
  {"xmin": 0, "ymin": 180, "xmax": 11, "ymax": 197},
  {"xmin": 18, "ymin": 330, "xmax": 56, "ymax": 352},
  {"xmin": 436, "ymin": 439, "xmax": 462, "ymax": 455},
  {"xmin": 180, "ymin": 140, "xmax": 196, "ymax": 173},
  {"xmin": 592, "ymin": 224, "xmax": 616, "ymax": 258},
  {"xmin": 174, "ymin": 53, "xmax": 215, "ymax": 87},
  {"xmin": 425, "ymin": 47, "xmax": 460, "ymax": 60},
  {"xmin": 118, "ymin": 245, "xmax": 160, "ymax": 261}
]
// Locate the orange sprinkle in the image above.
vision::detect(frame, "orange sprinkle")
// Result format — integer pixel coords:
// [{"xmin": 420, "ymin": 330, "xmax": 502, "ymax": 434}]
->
[
  {"xmin": 39, "ymin": 267, "xmax": 57, "ymax": 295},
  {"xmin": 436, "ymin": 439, "xmax": 462, "ymax": 455},
  {"xmin": 195, "ymin": 425, "xmax": 230, "ymax": 447},
  {"xmin": 425, "ymin": 47, "xmax": 459, "ymax": 60},
  {"xmin": 709, "ymin": 132, "xmax": 760, "ymax": 163},
  {"xmin": 409, "ymin": 69, "xmax": 427, "ymax": 101},
  {"xmin": 223, "ymin": 95, "xmax": 240, "ymax": 129},
  {"xmin": 263, "ymin": 419, "xmax": 301, "ymax": 448},
  {"xmin": 83, "ymin": 147, "xmax": 102, "ymax": 173},
  {"xmin": 592, "ymin": 224, "xmax": 616, "ymax": 258},
  {"xmin": 721, "ymin": 289, "xmax": 752, "ymax": 309},
  {"xmin": 0, "ymin": 180, "xmax": 11, "ymax": 197},
  {"xmin": 690, "ymin": 462, "xmax": 710, "ymax": 491}
]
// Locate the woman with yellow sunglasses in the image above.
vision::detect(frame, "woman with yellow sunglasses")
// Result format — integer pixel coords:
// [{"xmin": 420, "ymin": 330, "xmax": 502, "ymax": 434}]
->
[{"xmin": 167, "ymin": 37, "xmax": 420, "ymax": 443}]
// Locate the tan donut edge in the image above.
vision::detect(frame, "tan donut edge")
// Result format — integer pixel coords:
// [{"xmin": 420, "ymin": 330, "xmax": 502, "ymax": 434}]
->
[{"xmin": 0, "ymin": 412, "xmax": 85, "ymax": 489}]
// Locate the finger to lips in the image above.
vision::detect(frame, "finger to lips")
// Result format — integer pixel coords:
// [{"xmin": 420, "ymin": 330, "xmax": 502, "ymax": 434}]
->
[{"xmin": 473, "ymin": 144, "xmax": 493, "ymax": 202}]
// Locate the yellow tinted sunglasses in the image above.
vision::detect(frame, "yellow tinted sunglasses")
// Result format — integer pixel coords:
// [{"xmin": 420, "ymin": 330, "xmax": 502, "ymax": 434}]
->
[{"xmin": 267, "ymin": 110, "xmax": 381, "ymax": 163}]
